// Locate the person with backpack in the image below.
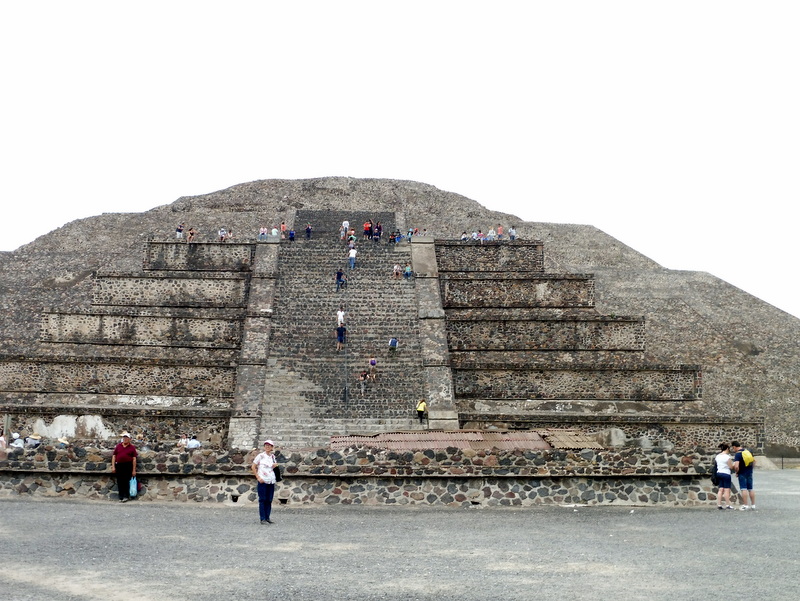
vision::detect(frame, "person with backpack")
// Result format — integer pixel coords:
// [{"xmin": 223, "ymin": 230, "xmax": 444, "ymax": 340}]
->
[
  {"xmin": 714, "ymin": 443, "xmax": 735, "ymax": 510},
  {"xmin": 731, "ymin": 441, "xmax": 757, "ymax": 510}
]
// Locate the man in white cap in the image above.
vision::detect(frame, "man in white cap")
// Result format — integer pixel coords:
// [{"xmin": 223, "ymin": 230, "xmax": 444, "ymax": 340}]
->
[
  {"xmin": 251, "ymin": 440, "xmax": 278, "ymax": 524},
  {"xmin": 111, "ymin": 432, "xmax": 138, "ymax": 503},
  {"xmin": 9, "ymin": 433, "xmax": 24, "ymax": 449}
]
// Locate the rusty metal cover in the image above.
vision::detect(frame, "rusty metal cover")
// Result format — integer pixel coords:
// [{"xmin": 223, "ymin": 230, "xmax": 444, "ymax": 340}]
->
[
  {"xmin": 540, "ymin": 429, "xmax": 604, "ymax": 450},
  {"xmin": 329, "ymin": 430, "xmax": 552, "ymax": 451}
]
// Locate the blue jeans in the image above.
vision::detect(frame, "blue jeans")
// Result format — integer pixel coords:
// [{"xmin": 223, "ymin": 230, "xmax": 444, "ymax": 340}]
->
[
  {"xmin": 349, "ymin": 257, "xmax": 356, "ymax": 269},
  {"xmin": 257, "ymin": 482, "xmax": 275, "ymax": 521},
  {"xmin": 738, "ymin": 472, "xmax": 754, "ymax": 490}
]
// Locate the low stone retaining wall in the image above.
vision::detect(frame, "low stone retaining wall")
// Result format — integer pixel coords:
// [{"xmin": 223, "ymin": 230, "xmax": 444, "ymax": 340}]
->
[{"xmin": 0, "ymin": 445, "xmax": 721, "ymax": 507}]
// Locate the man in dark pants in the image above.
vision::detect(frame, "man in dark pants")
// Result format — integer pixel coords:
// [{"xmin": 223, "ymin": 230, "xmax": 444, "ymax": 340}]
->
[
  {"xmin": 336, "ymin": 325, "xmax": 347, "ymax": 351},
  {"xmin": 251, "ymin": 440, "xmax": 278, "ymax": 524},
  {"xmin": 111, "ymin": 432, "xmax": 138, "ymax": 503}
]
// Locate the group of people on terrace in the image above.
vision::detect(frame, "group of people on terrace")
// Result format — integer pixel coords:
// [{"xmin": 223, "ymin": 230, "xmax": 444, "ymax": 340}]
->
[
  {"xmin": 459, "ymin": 224, "xmax": 517, "ymax": 243},
  {"xmin": 174, "ymin": 219, "xmax": 521, "ymax": 244},
  {"xmin": 257, "ymin": 221, "xmax": 313, "ymax": 241},
  {"xmin": 175, "ymin": 223, "xmax": 198, "ymax": 243},
  {"xmin": 0, "ymin": 429, "xmax": 69, "ymax": 450},
  {"xmin": 175, "ymin": 221, "xmax": 315, "ymax": 243}
]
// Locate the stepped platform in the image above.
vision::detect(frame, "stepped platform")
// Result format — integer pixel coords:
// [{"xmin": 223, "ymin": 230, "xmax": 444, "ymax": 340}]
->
[{"xmin": 0, "ymin": 208, "xmax": 756, "ymax": 456}]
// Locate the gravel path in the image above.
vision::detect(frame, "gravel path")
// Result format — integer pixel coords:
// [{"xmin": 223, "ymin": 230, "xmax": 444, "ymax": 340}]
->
[{"xmin": 1, "ymin": 470, "xmax": 799, "ymax": 601}]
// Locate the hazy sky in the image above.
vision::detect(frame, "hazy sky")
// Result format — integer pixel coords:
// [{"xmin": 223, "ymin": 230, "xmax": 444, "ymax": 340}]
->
[{"xmin": 2, "ymin": 2, "xmax": 798, "ymax": 318}]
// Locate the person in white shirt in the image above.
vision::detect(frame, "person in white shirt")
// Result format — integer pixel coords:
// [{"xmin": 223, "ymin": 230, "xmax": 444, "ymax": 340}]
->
[
  {"xmin": 337, "ymin": 306, "xmax": 346, "ymax": 326},
  {"xmin": 186, "ymin": 435, "xmax": 201, "ymax": 449},
  {"xmin": 714, "ymin": 442, "xmax": 735, "ymax": 509},
  {"xmin": 251, "ymin": 440, "xmax": 278, "ymax": 524},
  {"xmin": 348, "ymin": 247, "xmax": 357, "ymax": 269}
]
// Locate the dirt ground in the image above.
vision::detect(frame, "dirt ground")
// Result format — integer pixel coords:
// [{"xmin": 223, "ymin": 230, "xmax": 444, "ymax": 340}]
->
[{"xmin": 1, "ymin": 469, "xmax": 799, "ymax": 601}]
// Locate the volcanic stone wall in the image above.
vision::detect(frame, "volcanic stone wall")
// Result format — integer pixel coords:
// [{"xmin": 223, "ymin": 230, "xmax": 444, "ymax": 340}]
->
[
  {"xmin": 93, "ymin": 272, "xmax": 249, "ymax": 307},
  {"xmin": 40, "ymin": 310, "xmax": 243, "ymax": 347},
  {"xmin": 453, "ymin": 366, "xmax": 700, "ymax": 401},
  {"xmin": 0, "ymin": 358, "xmax": 235, "ymax": 397},
  {"xmin": 435, "ymin": 240, "xmax": 545, "ymax": 273},
  {"xmin": 145, "ymin": 241, "xmax": 257, "ymax": 271},
  {"xmin": 440, "ymin": 274, "xmax": 595, "ymax": 308},
  {"xmin": 0, "ymin": 444, "xmax": 723, "ymax": 507},
  {"xmin": 446, "ymin": 316, "xmax": 645, "ymax": 351}
]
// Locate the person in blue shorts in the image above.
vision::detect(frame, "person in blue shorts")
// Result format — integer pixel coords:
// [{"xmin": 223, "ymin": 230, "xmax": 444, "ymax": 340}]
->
[
  {"xmin": 335, "ymin": 325, "xmax": 347, "ymax": 351},
  {"xmin": 731, "ymin": 441, "xmax": 756, "ymax": 510},
  {"xmin": 714, "ymin": 443, "xmax": 734, "ymax": 509}
]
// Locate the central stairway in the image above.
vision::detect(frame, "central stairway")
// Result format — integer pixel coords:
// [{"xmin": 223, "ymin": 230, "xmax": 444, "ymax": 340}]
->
[{"xmin": 260, "ymin": 211, "xmax": 426, "ymax": 449}]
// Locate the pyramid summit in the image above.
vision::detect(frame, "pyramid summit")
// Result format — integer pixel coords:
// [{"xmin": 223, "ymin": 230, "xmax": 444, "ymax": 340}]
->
[{"xmin": 0, "ymin": 177, "xmax": 797, "ymax": 459}]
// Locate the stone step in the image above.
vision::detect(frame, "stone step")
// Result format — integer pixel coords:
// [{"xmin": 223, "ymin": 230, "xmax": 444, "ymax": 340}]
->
[{"xmin": 259, "ymin": 213, "xmax": 427, "ymax": 445}]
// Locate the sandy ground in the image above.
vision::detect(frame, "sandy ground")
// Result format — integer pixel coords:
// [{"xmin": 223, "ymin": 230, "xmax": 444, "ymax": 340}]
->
[{"xmin": 1, "ymin": 469, "xmax": 799, "ymax": 601}]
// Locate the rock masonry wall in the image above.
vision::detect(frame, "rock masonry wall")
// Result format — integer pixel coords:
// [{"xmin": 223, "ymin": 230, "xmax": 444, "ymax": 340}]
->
[
  {"xmin": 145, "ymin": 241, "xmax": 256, "ymax": 271},
  {"xmin": 0, "ymin": 359, "xmax": 235, "ymax": 397},
  {"xmin": 453, "ymin": 367, "xmax": 700, "ymax": 401},
  {"xmin": 40, "ymin": 310, "xmax": 243, "ymax": 347},
  {"xmin": 446, "ymin": 316, "xmax": 645, "ymax": 351},
  {"xmin": 93, "ymin": 273, "xmax": 249, "ymax": 307},
  {"xmin": 0, "ymin": 444, "xmax": 723, "ymax": 507},
  {"xmin": 441, "ymin": 274, "xmax": 595, "ymax": 308},
  {"xmin": 435, "ymin": 241, "xmax": 545, "ymax": 273}
]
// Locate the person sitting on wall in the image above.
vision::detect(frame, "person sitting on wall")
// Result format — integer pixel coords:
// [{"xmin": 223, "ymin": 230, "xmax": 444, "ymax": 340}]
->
[
  {"xmin": 186, "ymin": 435, "xmax": 202, "ymax": 449},
  {"xmin": 177, "ymin": 433, "xmax": 189, "ymax": 449},
  {"xmin": 25, "ymin": 433, "xmax": 42, "ymax": 448},
  {"xmin": 9, "ymin": 433, "xmax": 24, "ymax": 449}
]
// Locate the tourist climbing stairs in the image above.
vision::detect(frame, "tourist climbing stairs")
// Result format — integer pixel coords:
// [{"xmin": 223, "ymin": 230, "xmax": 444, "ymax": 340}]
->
[{"xmin": 261, "ymin": 211, "xmax": 426, "ymax": 449}]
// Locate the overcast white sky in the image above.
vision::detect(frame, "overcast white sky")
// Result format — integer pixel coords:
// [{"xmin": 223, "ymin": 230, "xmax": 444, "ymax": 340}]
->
[{"xmin": 2, "ymin": 2, "xmax": 798, "ymax": 318}]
